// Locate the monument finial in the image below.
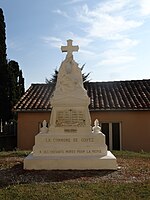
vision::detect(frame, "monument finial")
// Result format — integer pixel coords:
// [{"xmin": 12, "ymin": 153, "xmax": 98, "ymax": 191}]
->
[{"xmin": 61, "ymin": 39, "xmax": 79, "ymax": 58}]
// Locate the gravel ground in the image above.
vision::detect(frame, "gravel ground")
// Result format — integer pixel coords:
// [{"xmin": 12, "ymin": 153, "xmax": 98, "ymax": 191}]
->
[{"xmin": 0, "ymin": 156, "xmax": 149, "ymax": 188}]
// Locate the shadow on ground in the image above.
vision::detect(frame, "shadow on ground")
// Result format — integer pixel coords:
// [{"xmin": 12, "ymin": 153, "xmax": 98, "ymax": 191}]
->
[{"xmin": 0, "ymin": 162, "xmax": 115, "ymax": 188}]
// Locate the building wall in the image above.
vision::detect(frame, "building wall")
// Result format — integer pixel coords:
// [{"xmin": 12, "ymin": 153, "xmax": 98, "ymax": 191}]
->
[
  {"xmin": 17, "ymin": 111, "xmax": 150, "ymax": 152},
  {"xmin": 17, "ymin": 112, "xmax": 50, "ymax": 150},
  {"xmin": 91, "ymin": 111, "xmax": 150, "ymax": 152}
]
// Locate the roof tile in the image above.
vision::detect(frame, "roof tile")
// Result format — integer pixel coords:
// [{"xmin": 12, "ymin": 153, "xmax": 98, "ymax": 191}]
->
[{"xmin": 14, "ymin": 80, "xmax": 150, "ymax": 111}]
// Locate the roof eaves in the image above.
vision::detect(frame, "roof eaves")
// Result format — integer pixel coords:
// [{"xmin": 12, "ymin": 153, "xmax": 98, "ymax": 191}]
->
[
  {"xmin": 14, "ymin": 107, "xmax": 150, "ymax": 113},
  {"xmin": 15, "ymin": 108, "xmax": 52, "ymax": 112},
  {"xmin": 90, "ymin": 108, "xmax": 150, "ymax": 112}
]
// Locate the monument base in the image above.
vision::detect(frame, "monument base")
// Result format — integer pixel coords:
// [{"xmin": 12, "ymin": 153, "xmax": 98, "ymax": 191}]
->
[{"xmin": 24, "ymin": 151, "xmax": 117, "ymax": 170}]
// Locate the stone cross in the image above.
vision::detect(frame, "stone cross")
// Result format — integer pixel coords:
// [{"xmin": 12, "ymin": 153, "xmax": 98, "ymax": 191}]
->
[{"xmin": 61, "ymin": 39, "xmax": 79, "ymax": 58}]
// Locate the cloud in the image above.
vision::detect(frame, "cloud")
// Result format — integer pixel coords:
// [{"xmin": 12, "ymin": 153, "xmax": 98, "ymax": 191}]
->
[
  {"xmin": 115, "ymin": 38, "xmax": 139, "ymax": 49},
  {"xmin": 99, "ymin": 48, "xmax": 136, "ymax": 66},
  {"xmin": 73, "ymin": 1, "xmax": 146, "ymax": 66},
  {"xmin": 8, "ymin": 40, "xmax": 17, "ymax": 49},
  {"xmin": 97, "ymin": 0, "xmax": 130, "ymax": 13},
  {"xmin": 53, "ymin": 9, "xmax": 68, "ymax": 17},
  {"xmin": 42, "ymin": 36, "xmax": 63, "ymax": 48},
  {"xmin": 44, "ymin": 0, "xmax": 150, "ymax": 68},
  {"xmin": 140, "ymin": 0, "xmax": 150, "ymax": 16},
  {"xmin": 76, "ymin": 3, "xmax": 142, "ymax": 40},
  {"xmin": 42, "ymin": 32, "xmax": 93, "ymax": 50},
  {"xmin": 91, "ymin": 36, "xmax": 138, "ymax": 67},
  {"xmin": 96, "ymin": 37, "xmax": 138, "ymax": 66},
  {"xmin": 65, "ymin": 0, "xmax": 86, "ymax": 4},
  {"xmin": 101, "ymin": 54, "xmax": 136, "ymax": 65},
  {"xmin": 64, "ymin": 32, "xmax": 93, "ymax": 47},
  {"xmin": 7, "ymin": 39, "xmax": 22, "ymax": 51},
  {"xmin": 79, "ymin": 49, "xmax": 95, "ymax": 56}
]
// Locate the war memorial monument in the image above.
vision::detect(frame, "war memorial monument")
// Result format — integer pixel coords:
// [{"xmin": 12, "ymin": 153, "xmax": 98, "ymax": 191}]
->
[{"xmin": 24, "ymin": 39, "xmax": 117, "ymax": 170}]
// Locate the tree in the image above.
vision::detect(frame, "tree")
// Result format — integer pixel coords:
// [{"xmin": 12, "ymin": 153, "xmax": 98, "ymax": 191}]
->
[
  {"xmin": 7, "ymin": 61, "xmax": 25, "ymax": 118},
  {"xmin": 18, "ymin": 69, "xmax": 25, "ymax": 97},
  {"xmin": 0, "ymin": 8, "xmax": 7, "ymax": 67},
  {"xmin": 45, "ymin": 69, "xmax": 58, "ymax": 84},
  {"xmin": 80, "ymin": 64, "xmax": 90, "ymax": 83},
  {"xmin": 0, "ymin": 8, "xmax": 25, "ymax": 121},
  {"xmin": 0, "ymin": 8, "xmax": 9, "ymax": 121},
  {"xmin": 46, "ymin": 64, "xmax": 90, "ymax": 84}
]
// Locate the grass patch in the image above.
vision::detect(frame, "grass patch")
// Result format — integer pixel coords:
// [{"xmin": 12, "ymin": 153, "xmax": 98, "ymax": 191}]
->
[
  {"xmin": 113, "ymin": 150, "xmax": 150, "ymax": 159},
  {"xmin": 0, "ymin": 150, "xmax": 31, "ymax": 158},
  {"xmin": 0, "ymin": 150, "xmax": 149, "ymax": 199},
  {"xmin": 0, "ymin": 182, "xmax": 149, "ymax": 200}
]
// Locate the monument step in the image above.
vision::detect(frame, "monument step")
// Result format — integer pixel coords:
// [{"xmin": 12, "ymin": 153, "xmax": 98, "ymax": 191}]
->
[{"xmin": 24, "ymin": 151, "xmax": 117, "ymax": 170}]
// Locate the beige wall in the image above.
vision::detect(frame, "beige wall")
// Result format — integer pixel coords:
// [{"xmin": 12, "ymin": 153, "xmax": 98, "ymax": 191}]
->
[
  {"xmin": 17, "ymin": 112, "xmax": 50, "ymax": 150},
  {"xmin": 91, "ymin": 111, "xmax": 150, "ymax": 152},
  {"xmin": 17, "ymin": 111, "xmax": 150, "ymax": 152}
]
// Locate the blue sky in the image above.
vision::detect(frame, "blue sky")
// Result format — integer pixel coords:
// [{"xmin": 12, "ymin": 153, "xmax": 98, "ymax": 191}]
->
[{"xmin": 1, "ymin": 0, "xmax": 150, "ymax": 89}]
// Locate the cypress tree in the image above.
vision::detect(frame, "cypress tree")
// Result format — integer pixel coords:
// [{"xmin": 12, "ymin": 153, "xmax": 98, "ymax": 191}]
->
[
  {"xmin": 0, "ymin": 8, "xmax": 25, "ymax": 121},
  {"xmin": 7, "ymin": 60, "xmax": 25, "ymax": 117},
  {"xmin": 18, "ymin": 69, "xmax": 25, "ymax": 96},
  {"xmin": 0, "ymin": 8, "xmax": 9, "ymax": 121},
  {"xmin": 0, "ymin": 8, "xmax": 7, "ymax": 66}
]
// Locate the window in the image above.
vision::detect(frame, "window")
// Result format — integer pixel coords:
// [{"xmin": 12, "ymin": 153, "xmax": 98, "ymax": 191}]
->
[{"xmin": 100, "ymin": 122, "xmax": 121, "ymax": 150}]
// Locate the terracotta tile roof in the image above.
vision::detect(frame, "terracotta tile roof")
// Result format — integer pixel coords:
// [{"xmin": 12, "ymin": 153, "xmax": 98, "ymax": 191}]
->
[
  {"xmin": 14, "ymin": 83, "xmax": 55, "ymax": 111},
  {"xmin": 14, "ymin": 79, "xmax": 150, "ymax": 111}
]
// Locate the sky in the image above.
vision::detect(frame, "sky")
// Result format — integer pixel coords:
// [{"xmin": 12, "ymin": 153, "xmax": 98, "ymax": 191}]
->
[{"xmin": 1, "ymin": 0, "xmax": 150, "ymax": 90}]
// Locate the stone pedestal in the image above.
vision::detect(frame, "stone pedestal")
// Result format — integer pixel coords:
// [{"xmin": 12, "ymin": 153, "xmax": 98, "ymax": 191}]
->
[
  {"xmin": 24, "ymin": 130, "xmax": 117, "ymax": 170},
  {"xmin": 24, "ymin": 151, "xmax": 117, "ymax": 170},
  {"xmin": 24, "ymin": 39, "xmax": 117, "ymax": 170}
]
